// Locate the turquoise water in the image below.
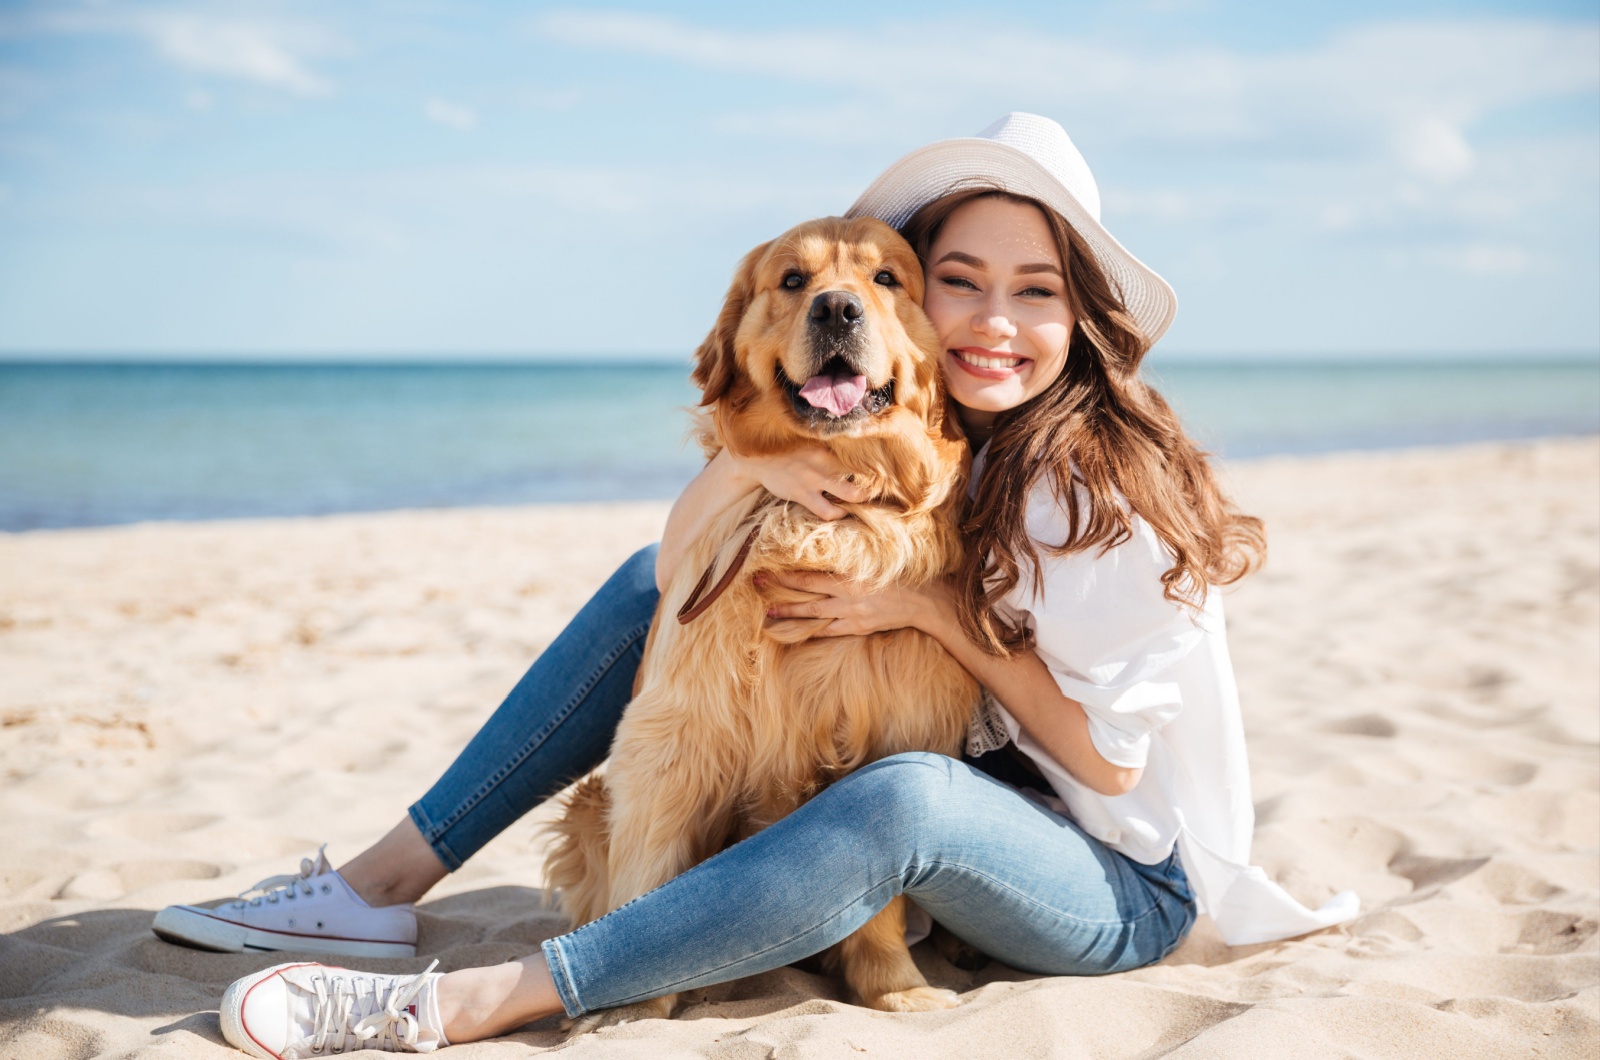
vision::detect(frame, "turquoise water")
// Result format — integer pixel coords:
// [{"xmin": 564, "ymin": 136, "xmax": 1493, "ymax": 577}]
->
[{"xmin": 0, "ymin": 360, "xmax": 1595, "ymax": 531}]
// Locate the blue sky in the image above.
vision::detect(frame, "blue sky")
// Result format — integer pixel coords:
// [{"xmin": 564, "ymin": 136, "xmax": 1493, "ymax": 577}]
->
[{"xmin": 0, "ymin": 0, "xmax": 1596, "ymax": 359}]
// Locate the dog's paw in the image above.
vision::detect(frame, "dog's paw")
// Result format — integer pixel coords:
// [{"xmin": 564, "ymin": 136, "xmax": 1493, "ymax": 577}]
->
[
  {"xmin": 863, "ymin": 985, "xmax": 961, "ymax": 1013},
  {"xmin": 932, "ymin": 925, "xmax": 992, "ymax": 971},
  {"xmin": 564, "ymin": 996, "xmax": 676, "ymax": 1036}
]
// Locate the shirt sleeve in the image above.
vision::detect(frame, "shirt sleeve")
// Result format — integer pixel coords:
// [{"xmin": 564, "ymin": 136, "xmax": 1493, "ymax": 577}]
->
[{"xmin": 1011, "ymin": 484, "xmax": 1209, "ymax": 770}]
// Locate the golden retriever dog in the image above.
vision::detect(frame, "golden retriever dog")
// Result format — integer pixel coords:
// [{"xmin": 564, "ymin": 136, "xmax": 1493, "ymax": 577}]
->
[{"xmin": 546, "ymin": 215, "xmax": 979, "ymax": 1028}]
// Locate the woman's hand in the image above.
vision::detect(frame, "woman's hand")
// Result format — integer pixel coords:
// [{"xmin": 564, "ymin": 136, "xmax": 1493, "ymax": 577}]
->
[
  {"xmin": 730, "ymin": 447, "xmax": 869, "ymax": 522},
  {"xmin": 761, "ymin": 572, "xmax": 940, "ymax": 637},
  {"xmin": 765, "ymin": 570, "xmax": 1141, "ymax": 796},
  {"xmin": 657, "ymin": 448, "xmax": 871, "ymax": 593}
]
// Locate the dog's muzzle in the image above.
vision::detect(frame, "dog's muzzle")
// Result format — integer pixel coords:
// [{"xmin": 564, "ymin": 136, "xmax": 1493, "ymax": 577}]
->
[
  {"xmin": 806, "ymin": 290, "xmax": 869, "ymax": 362},
  {"xmin": 779, "ymin": 356, "xmax": 895, "ymax": 433},
  {"xmin": 778, "ymin": 289, "xmax": 896, "ymax": 432}
]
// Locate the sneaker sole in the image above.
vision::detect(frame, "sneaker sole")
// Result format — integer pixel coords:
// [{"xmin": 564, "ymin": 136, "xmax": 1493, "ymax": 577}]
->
[
  {"xmin": 153, "ymin": 905, "xmax": 416, "ymax": 959},
  {"xmin": 220, "ymin": 962, "xmax": 314, "ymax": 1060}
]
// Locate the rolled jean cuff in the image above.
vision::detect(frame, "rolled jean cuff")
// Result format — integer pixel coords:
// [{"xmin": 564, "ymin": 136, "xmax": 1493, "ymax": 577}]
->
[
  {"xmin": 541, "ymin": 936, "xmax": 586, "ymax": 1018},
  {"xmin": 405, "ymin": 800, "xmax": 464, "ymax": 873}
]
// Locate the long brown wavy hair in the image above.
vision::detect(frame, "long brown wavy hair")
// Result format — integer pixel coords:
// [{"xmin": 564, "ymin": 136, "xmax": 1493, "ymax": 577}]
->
[{"xmin": 899, "ymin": 188, "xmax": 1266, "ymax": 655}]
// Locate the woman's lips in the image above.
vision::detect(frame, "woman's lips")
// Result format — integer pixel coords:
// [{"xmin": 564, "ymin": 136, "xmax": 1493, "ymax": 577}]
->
[{"xmin": 948, "ymin": 347, "xmax": 1027, "ymax": 380}]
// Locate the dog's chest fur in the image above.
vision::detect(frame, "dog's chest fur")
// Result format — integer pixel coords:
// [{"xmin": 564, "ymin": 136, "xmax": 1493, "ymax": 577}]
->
[{"xmin": 632, "ymin": 490, "xmax": 979, "ymax": 814}]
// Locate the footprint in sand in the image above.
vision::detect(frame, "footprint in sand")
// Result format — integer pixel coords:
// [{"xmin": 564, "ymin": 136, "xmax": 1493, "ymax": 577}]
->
[
  {"xmin": 1386, "ymin": 852, "xmax": 1492, "ymax": 896},
  {"xmin": 1404, "ymin": 745, "xmax": 1540, "ymax": 787},
  {"xmin": 1345, "ymin": 909, "xmax": 1425, "ymax": 944},
  {"xmin": 1503, "ymin": 909, "xmax": 1599, "ymax": 954},
  {"xmin": 1473, "ymin": 860, "xmax": 1566, "ymax": 905},
  {"xmin": 1319, "ymin": 713, "xmax": 1399, "ymax": 738},
  {"xmin": 53, "ymin": 859, "xmax": 222, "ymax": 901},
  {"xmin": 1, "ymin": 852, "xmax": 90, "ymax": 900}
]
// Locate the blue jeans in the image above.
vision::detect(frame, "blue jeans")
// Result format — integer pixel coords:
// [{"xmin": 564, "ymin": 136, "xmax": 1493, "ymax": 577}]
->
[{"xmin": 410, "ymin": 546, "xmax": 1196, "ymax": 1017}]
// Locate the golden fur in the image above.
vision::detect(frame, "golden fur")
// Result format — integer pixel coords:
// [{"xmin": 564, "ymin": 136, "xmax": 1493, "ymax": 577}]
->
[{"xmin": 546, "ymin": 216, "xmax": 978, "ymax": 1027}]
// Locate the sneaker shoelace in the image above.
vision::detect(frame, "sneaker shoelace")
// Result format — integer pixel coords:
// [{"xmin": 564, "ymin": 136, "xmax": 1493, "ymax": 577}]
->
[
  {"xmin": 308, "ymin": 959, "xmax": 440, "ymax": 1053},
  {"xmin": 232, "ymin": 845, "xmax": 333, "ymax": 909}
]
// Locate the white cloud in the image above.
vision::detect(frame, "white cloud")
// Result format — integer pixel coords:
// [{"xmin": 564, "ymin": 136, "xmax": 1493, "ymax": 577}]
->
[
  {"xmin": 1394, "ymin": 115, "xmax": 1475, "ymax": 183},
  {"xmin": 534, "ymin": 12, "xmax": 1598, "ymax": 164},
  {"xmin": 1450, "ymin": 243, "xmax": 1533, "ymax": 275},
  {"xmin": 9, "ymin": 4, "xmax": 337, "ymax": 97},
  {"xmin": 533, "ymin": 10, "xmax": 1598, "ymax": 255},
  {"xmin": 139, "ymin": 13, "xmax": 333, "ymax": 96},
  {"xmin": 423, "ymin": 99, "xmax": 478, "ymax": 131},
  {"xmin": 1319, "ymin": 202, "xmax": 1361, "ymax": 231}
]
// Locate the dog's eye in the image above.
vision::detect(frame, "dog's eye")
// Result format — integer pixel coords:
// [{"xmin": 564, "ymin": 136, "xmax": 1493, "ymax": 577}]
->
[
  {"xmin": 782, "ymin": 272, "xmax": 805, "ymax": 290},
  {"xmin": 874, "ymin": 270, "xmax": 898, "ymax": 287}
]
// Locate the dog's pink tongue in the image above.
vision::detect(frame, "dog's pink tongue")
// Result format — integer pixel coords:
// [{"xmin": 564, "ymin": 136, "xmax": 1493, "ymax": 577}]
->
[{"xmin": 798, "ymin": 373, "xmax": 868, "ymax": 418}]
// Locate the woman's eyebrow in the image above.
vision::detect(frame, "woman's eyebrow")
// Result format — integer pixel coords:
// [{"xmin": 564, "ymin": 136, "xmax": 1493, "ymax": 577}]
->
[{"xmin": 932, "ymin": 250, "xmax": 1062, "ymax": 278}]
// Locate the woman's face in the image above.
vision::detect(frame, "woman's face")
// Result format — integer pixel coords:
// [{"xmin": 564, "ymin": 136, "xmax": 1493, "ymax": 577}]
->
[{"xmin": 920, "ymin": 196, "xmax": 1075, "ymax": 432}]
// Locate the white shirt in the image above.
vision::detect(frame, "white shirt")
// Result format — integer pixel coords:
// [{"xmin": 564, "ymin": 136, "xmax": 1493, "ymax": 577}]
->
[{"xmin": 968, "ymin": 451, "xmax": 1359, "ymax": 946}]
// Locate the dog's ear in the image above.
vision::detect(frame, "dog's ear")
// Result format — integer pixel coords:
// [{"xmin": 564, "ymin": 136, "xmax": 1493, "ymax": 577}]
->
[{"xmin": 692, "ymin": 240, "xmax": 770, "ymax": 406}]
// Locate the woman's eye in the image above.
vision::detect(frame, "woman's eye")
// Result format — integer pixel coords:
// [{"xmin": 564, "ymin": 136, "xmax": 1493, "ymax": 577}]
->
[
  {"xmin": 940, "ymin": 276, "xmax": 978, "ymax": 291},
  {"xmin": 1019, "ymin": 286, "xmax": 1056, "ymax": 298},
  {"xmin": 782, "ymin": 272, "xmax": 805, "ymax": 290},
  {"xmin": 874, "ymin": 270, "xmax": 897, "ymax": 287}
]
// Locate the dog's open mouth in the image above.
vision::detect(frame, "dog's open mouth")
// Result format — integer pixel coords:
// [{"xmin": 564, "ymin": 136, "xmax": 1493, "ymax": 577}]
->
[{"xmin": 779, "ymin": 358, "xmax": 895, "ymax": 429}]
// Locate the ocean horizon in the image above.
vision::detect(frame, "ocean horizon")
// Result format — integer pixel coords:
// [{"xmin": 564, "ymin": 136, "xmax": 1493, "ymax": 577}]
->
[{"xmin": 2, "ymin": 358, "xmax": 1596, "ymax": 532}]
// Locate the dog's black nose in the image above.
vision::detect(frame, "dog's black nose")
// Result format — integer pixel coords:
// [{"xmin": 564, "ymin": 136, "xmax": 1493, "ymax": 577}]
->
[{"xmin": 809, "ymin": 291, "xmax": 864, "ymax": 329}]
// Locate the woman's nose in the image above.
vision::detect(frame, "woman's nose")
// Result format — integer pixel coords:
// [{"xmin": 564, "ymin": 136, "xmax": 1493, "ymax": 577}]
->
[{"xmin": 971, "ymin": 310, "xmax": 1017, "ymax": 340}]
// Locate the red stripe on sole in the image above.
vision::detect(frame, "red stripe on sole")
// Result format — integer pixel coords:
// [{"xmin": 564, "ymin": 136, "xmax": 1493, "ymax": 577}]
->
[{"xmin": 189, "ymin": 907, "xmax": 406, "ymax": 946}]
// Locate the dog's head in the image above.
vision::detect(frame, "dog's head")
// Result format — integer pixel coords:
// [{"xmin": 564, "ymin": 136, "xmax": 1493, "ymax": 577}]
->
[{"xmin": 693, "ymin": 216, "xmax": 947, "ymax": 454}]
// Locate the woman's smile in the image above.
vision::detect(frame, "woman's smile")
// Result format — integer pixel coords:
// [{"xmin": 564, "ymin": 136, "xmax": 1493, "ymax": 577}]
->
[{"xmin": 949, "ymin": 347, "xmax": 1028, "ymax": 376}]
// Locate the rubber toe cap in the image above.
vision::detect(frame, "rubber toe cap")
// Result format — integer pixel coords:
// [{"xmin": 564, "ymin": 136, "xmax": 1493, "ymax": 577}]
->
[{"xmin": 222, "ymin": 964, "xmax": 304, "ymax": 1059}]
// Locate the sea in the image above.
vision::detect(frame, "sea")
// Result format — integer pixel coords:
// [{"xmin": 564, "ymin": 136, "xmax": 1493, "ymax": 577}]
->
[{"xmin": 1, "ymin": 360, "xmax": 1596, "ymax": 532}]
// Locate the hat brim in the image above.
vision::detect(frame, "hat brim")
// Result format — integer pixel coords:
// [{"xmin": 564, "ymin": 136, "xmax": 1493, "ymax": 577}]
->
[{"xmin": 845, "ymin": 138, "xmax": 1177, "ymax": 346}]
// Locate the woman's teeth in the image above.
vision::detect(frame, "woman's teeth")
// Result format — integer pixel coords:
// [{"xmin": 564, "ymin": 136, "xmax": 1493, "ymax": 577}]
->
[{"xmin": 954, "ymin": 350, "xmax": 1023, "ymax": 370}]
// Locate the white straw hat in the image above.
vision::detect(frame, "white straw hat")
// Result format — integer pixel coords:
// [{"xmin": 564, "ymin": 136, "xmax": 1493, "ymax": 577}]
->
[{"xmin": 846, "ymin": 112, "xmax": 1178, "ymax": 345}]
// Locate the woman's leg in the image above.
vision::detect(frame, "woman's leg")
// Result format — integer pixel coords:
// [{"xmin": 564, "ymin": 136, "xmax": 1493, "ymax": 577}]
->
[
  {"xmin": 340, "ymin": 544, "xmax": 661, "ymax": 905},
  {"xmin": 437, "ymin": 751, "xmax": 1196, "ymax": 1037}
]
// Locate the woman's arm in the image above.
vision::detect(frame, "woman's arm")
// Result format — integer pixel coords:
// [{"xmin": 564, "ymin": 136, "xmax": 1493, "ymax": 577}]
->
[
  {"xmin": 917, "ymin": 584, "xmax": 1143, "ymax": 797},
  {"xmin": 762, "ymin": 575, "xmax": 1141, "ymax": 796},
  {"xmin": 656, "ymin": 448, "xmax": 869, "ymax": 593}
]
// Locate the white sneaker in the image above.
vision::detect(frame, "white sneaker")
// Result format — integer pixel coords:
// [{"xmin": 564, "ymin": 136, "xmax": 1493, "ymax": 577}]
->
[
  {"xmin": 153, "ymin": 846, "xmax": 418, "ymax": 959},
  {"xmin": 220, "ymin": 959, "xmax": 448, "ymax": 1058}
]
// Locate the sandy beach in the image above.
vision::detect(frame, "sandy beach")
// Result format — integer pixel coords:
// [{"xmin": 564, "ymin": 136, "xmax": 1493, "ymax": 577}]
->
[{"xmin": 1, "ymin": 437, "xmax": 1596, "ymax": 1059}]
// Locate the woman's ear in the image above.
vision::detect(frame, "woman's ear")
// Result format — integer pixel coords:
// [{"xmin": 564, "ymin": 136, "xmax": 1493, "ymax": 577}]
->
[{"xmin": 692, "ymin": 240, "xmax": 769, "ymax": 406}]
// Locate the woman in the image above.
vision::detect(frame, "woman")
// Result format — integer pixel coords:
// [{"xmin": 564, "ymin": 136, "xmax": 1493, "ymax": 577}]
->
[{"xmin": 174, "ymin": 113, "xmax": 1357, "ymax": 1057}]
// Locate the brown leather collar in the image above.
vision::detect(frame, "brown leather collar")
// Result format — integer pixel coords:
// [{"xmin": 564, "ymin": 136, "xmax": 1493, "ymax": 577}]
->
[{"xmin": 676, "ymin": 526, "xmax": 760, "ymax": 625}]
